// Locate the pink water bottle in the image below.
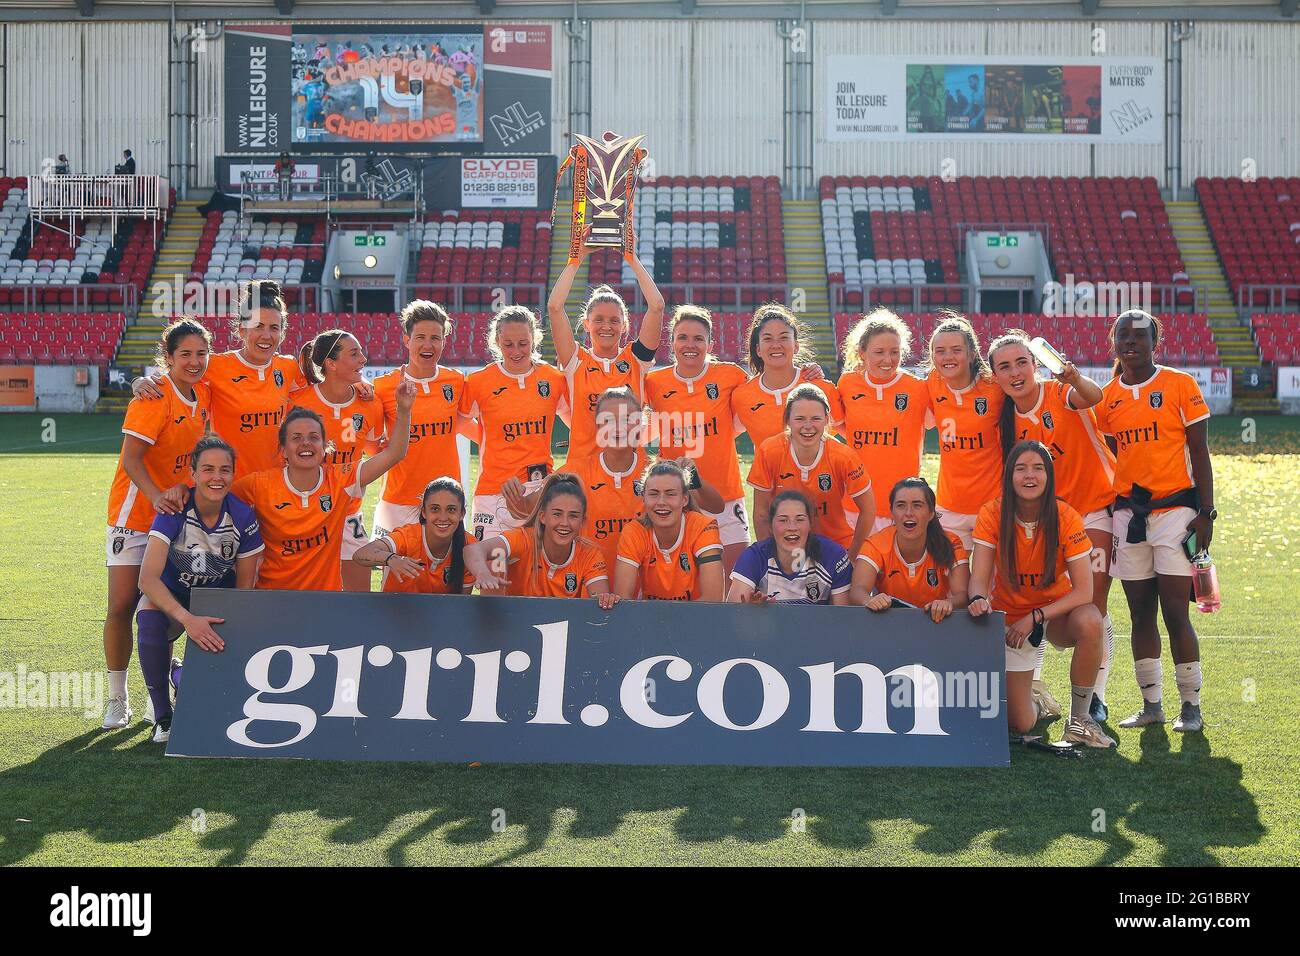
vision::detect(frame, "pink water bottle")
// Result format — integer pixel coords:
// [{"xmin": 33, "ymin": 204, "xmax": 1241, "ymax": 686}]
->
[{"xmin": 1192, "ymin": 552, "xmax": 1221, "ymax": 613}]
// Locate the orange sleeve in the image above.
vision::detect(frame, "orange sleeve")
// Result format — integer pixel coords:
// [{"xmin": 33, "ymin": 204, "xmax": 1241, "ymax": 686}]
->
[
  {"xmin": 692, "ymin": 515, "xmax": 723, "ymax": 556},
  {"xmin": 841, "ymin": 451, "xmax": 871, "ymax": 499},
  {"xmin": 859, "ymin": 532, "xmax": 887, "ymax": 571},
  {"xmin": 457, "ymin": 375, "xmax": 478, "ymax": 417},
  {"xmin": 617, "ymin": 522, "xmax": 647, "ymax": 567},
  {"xmin": 387, "ymin": 524, "xmax": 422, "ymax": 558},
  {"xmin": 501, "ymin": 526, "xmax": 530, "ymax": 564},
  {"xmin": 949, "ymin": 532, "xmax": 969, "ymax": 566},
  {"xmin": 1060, "ymin": 504, "xmax": 1092, "ymax": 561},
  {"xmin": 121, "ymin": 396, "xmax": 169, "ymax": 445},
  {"xmin": 1179, "ymin": 373, "xmax": 1210, "ymax": 425},
  {"xmin": 583, "ymin": 547, "xmax": 609, "ymax": 588},
  {"xmin": 819, "ymin": 380, "xmax": 845, "ymax": 425},
  {"xmin": 747, "ymin": 438, "xmax": 776, "ymax": 490},
  {"xmin": 972, "ymin": 500, "xmax": 1000, "ymax": 549},
  {"xmin": 1091, "ymin": 385, "xmax": 1113, "ymax": 434},
  {"xmin": 231, "ymin": 473, "xmax": 259, "ymax": 511}
]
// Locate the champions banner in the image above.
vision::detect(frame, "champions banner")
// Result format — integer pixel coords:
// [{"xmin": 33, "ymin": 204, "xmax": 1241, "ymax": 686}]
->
[
  {"xmin": 167, "ymin": 591, "xmax": 1009, "ymax": 768},
  {"xmin": 225, "ymin": 24, "xmax": 551, "ymax": 154},
  {"xmin": 826, "ymin": 56, "xmax": 1163, "ymax": 144}
]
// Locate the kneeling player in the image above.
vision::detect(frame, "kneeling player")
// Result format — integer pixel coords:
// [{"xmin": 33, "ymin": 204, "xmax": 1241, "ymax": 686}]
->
[
  {"xmin": 353, "ymin": 477, "xmax": 474, "ymax": 594},
  {"xmin": 135, "ymin": 436, "xmax": 263, "ymax": 742},
  {"xmin": 967, "ymin": 441, "xmax": 1114, "ymax": 747},
  {"xmin": 727, "ymin": 490, "xmax": 852, "ymax": 604}
]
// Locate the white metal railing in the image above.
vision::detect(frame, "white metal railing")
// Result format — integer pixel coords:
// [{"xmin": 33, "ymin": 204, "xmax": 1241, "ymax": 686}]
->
[{"xmin": 27, "ymin": 175, "xmax": 169, "ymax": 219}]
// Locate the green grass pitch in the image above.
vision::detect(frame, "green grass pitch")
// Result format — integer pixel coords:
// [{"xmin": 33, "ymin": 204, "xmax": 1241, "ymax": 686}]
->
[{"xmin": 0, "ymin": 412, "xmax": 1296, "ymax": 866}]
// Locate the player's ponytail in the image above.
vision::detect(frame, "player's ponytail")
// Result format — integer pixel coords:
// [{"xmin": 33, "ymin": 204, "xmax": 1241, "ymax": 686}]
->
[
  {"xmin": 987, "ymin": 329, "xmax": 1032, "ymax": 461},
  {"xmin": 300, "ymin": 328, "xmax": 351, "ymax": 386},
  {"xmin": 889, "ymin": 477, "xmax": 955, "ymax": 570},
  {"xmin": 419, "ymin": 477, "xmax": 468, "ymax": 593}
]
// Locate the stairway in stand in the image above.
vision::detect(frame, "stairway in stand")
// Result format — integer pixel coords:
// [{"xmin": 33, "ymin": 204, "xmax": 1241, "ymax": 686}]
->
[
  {"xmin": 96, "ymin": 200, "xmax": 205, "ymax": 413},
  {"xmin": 781, "ymin": 199, "xmax": 835, "ymax": 371}
]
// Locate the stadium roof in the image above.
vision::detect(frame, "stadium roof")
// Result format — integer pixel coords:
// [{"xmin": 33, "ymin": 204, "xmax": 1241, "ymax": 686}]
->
[{"xmin": 1, "ymin": 1, "xmax": 1296, "ymax": 24}]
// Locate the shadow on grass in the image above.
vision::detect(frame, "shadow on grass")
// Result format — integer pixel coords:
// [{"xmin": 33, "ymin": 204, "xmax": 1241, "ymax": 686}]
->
[{"xmin": 0, "ymin": 717, "xmax": 1265, "ymax": 867}]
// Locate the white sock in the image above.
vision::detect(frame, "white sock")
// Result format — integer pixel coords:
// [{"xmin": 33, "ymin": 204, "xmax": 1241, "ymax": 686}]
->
[
  {"xmin": 108, "ymin": 669, "xmax": 128, "ymax": 700},
  {"xmin": 1134, "ymin": 657, "xmax": 1162, "ymax": 705},
  {"xmin": 1095, "ymin": 613, "xmax": 1113, "ymax": 701},
  {"xmin": 1070, "ymin": 684, "xmax": 1093, "ymax": 720},
  {"xmin": 1033, "ymin": 641, "xmax": 1047, "ymax": 681},
  {"xmin": 1175, "ymin": 661, "xmax": 1202, "ymax": 707}
]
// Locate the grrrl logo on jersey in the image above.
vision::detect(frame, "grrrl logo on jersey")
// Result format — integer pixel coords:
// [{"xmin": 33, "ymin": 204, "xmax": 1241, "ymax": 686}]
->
[
  {"xmin": 974, "ymin": 397, "xmax": 988, "ymax": 416},
  {"xmin": 538, "ymin": 380, "xmax": 551, "ymax": 398},
  {"xmin": 319, "ymin": 495, "xmax": 333, "ymax": 513},
  {"xmin": 679, "ymin": 553, "xmax": 691, "ymax": 572},
  {"xmin": 818, "ymin": 473, "xmax": 832, "ymax": 492},
  {"xmin": 564, "ymin": 572, "xmax": 577, "ymax": 593},
  {"xmin": 1042, "ymin": 411, "xmax": 1054, "ymax": 430},
  {"xmin": 926, "ymin": 568, "xmax": 939, "ymax": 587},
  {"xmin": 273, "ymin": 369, "xmax": 284, "ymax": 388},
  {"xmin": 894, "ymin": 393, "xmax": 909, "ymax": 411},
  {"xmin": 1150, "ymin": 391, "xmax": 1163, "ymax": 409},
  {"xmin": 351, "ymin": 413, "xmax": 365, "ymax": 433},
  {"xmin": 442, "ymin": 384, "xmax": 454, "ymax": 402},
  {"xmin": 705, "ymin": 383, "xmax": 719, "ymax": 400},
  {"xmin": 616, "ymin": 360, "xmax": 630, "ymax": 374}
]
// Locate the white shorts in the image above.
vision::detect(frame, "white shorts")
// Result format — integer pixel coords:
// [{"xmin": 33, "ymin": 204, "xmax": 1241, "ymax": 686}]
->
[
  {"xmin": 341, "ymin": 513, "xmax": 370, "ymax": 561},
  {"xmin": 1006, "ymin": 639, "xmax": 1039, "ymax": 672},
  {"xmin": 1111, "ymin": 506, "xmax": 1196, "ymax": 580},
  {"xmin": 471, "ymin": 494, "xmax": 527, "ymax": 542},
  {"xmin": 709, "ymin": 497, "xmax": 751, "ymax": 548},
  {"xmin": 1083, "ymin": 507, "xmax": 1113, "ymax": 534},
  {"xmin": 105, "ymin": 526, "xmax": 147, "ymax": 567},
  {"xmin": 938, "ymin": 510, "xmax": 977, "ymax": 553},
  {"xmin": 372, "ymin": 500, "xmax": 420, "ymax": 540}
]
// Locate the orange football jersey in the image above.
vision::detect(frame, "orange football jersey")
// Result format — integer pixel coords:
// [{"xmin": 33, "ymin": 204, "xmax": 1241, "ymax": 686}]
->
[
  {"xmin": 837, "ymin": 369, "xmax": 932, "ymax": 516},
  {"xmin": 927, "ymin": 370, "xmax": 1005, "ymax": 515},
  {"xmin": 561, "ymin": 343, "xmax": 651, "ymax": 466},
  {"xmin": 380, "ymin": 522, "xmax": 475, "ymax": 594},
  {"xmin": 616, "ymin": 511, "xmax": 723, "ymax": 601},
  {"xmin": 858, "ymin": 525, "xmax": 968, "ymax": 607},
  {"xmin": 289, "ymin": 384, "xmax": 383, "ymax": 515},
  {"xmin": 1013, "ymin": 379, "xmax": 1117, "ymax": 517},
  {"xmin": 231, "ymin": 464, "xmax": 363, "ymax": 592},
  {"xmin": 108, "ymin": 377, "xmax": 212, "ymax": 533},
  {"xmin": 203, "ymin": 351, "xmax": 304, "ymax": 478},
  {"xmin": 460, "ymin": 362, "xmax": 569, "ymax": 496},
  {"xmin": 373, "ymin": 365, "xmax": 465, "ymax": 506},
  {"xmin": 496, "ymin": 526, "xmax": 608, "ymax": 598},
  {"xmin": 973, "ymin": 496, "xmax": 1092, "ymax": 619},
  {"xmin": 643, "ymin": 361, "xmax": 749, "ymax": 501},
  {"xmin": 1092, "ymin": 366, "xmax": 1209, "ymax": 504},
  {"xmin": 747, "ymin": 436, "xmax": 873, "ymax": 548},
  {"xmin": 565, "ymin": 448, "xmax": 648, "ymax": 570},
  {"xmin": 731, "ymin": 373, "xmax": 845, "ymax": 451}
]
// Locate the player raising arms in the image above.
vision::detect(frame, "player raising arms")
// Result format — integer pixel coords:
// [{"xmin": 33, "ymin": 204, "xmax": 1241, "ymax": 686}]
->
[
  {"xmin": 292, "ymin": 329, "xmax": 383, "ymax": 592},
  {"xmin": 232, "ymin": 387, "xmax": 415, "ymax": 592},
  {"xmin": 102, "ymin": 318, "xmax": 213, "ymax": 729},
  {"xmin": 747, "ymin": 384, "xmax": 874, "ymax": 556},
  {"xmin": 837, "ymin": 309, "xmax": 932, "ymax": 535},
  {"xmin": 546, "ymin": 231, "xmax": 665, "ymax": 467},
  {"xmin": 851, "ymin": 477, "xmax": 969, "ymax": 622},
  {"xmin": 370, "ymin": 301, "xmax": 471, "ymax": 539},
  {"xmin": 989, "ymin": 330, "xmax": 1117, "ymax": 723},
  {"xmin": 968, "ymin": 441, "xmax": 1115, "ymax": 747},
  {"xmin": 458, "ymin": 306, "xmax": 570, "ymax": 541},
  {"xmin": 464, "ymin": 473, "xmax": 616, "ymax": 605},
  {"xmin": 644, "ymin": 306, "xmax": 751, "ymax": 573},
  {"xmin": 732, "ymin": 303, "xmax": 843, "ymax": 451},
  {"xmin": 614, "ymin": 459, "xmax": 726, "ymax": 602},
  {"xmin": 135, "ymin": 436, "xmax": 263, "ymax": 743},
  {"xmin": 924, "ymin": 312, "xmax": 1005, "ymax": 551},
  {"xmin": 353, "ymin": 477, "xmax": 474, "ymax": 595},
  {"xmin": 1092, "ymin": 309, "xmax": 1215, "ymax": 733},
  {"xmin": 727, "ymin": 490, "xmax": 853, "ymax": 605}
]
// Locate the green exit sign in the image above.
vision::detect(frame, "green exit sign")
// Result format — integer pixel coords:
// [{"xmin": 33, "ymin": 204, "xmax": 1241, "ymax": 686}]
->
[
  {"xmin": 986, "ymin": 235, "xmax": 1019, "ymax": 247},
  {"xmin": 353, "ymin": 235, "xmax": 387, "ymax": 247}
]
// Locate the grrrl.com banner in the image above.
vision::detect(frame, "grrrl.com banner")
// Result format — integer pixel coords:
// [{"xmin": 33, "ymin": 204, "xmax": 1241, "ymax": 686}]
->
[
  {"xmin": 826, "ymin": 56, "xmax": 1163, "ymax": 144},
  {"xmin": 167, "ymin": 591, "xmax": 1009, "ymax": 767}
]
